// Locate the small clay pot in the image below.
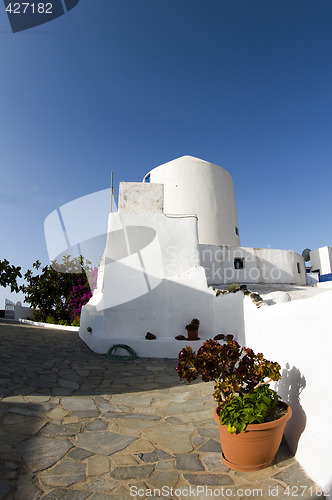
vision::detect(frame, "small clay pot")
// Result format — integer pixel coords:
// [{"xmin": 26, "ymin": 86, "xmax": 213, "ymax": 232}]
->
[{"xmin": 187, "ymin": 329, "xmax": 199, "ymax": 341}]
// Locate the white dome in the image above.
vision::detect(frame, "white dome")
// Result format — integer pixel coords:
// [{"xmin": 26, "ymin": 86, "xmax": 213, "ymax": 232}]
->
[{"xmin": 143, "ymin": 156, "xmax": 240, "ymax": 246}]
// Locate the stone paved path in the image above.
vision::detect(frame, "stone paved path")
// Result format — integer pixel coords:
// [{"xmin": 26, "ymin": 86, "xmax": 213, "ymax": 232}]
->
[{"xmin": 0, "ymin": 321, "xmax": 324, "ymax": 500}]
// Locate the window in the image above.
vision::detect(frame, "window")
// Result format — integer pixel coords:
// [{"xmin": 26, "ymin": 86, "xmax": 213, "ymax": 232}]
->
[
  {"xmin": 235, "ymin": 226, "xmax": 239, "ymax": 236},
  {"xmin": 234, "ymin": 258, "xmax": 244, "ymax": 270},
  {"xmin": 144, "ymin": 174, "xmax": 150, "ymax": 183},
  {"xmin": 297, "ymin": 262, "xmax": 301, "ymax": 274}
]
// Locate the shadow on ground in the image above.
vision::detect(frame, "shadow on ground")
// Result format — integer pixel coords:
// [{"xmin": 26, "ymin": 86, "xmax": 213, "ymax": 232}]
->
[{"xmin": 0, "ymin": 321, "xmax": 184, "ymax": 400}]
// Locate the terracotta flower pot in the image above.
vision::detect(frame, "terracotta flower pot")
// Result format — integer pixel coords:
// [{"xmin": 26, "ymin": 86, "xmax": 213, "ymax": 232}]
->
[
  {"xmin": 187, "ymin": 329, "xmax": 199, "ymax": 340},
  {"xmin": 214, "ymin": 403, "xmax": 292, "ymax": 471}
]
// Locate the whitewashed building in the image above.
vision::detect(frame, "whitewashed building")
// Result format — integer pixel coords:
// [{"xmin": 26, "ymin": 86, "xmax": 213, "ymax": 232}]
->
[{"xmin": 79, "ymin": 155, "xmax": 306, "ymax": 357}]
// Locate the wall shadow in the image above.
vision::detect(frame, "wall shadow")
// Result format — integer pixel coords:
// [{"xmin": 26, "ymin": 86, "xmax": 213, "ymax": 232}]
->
[
  {"xmin": 0, "ymin": 322, "xmax": 187, "ymax": 400},
  {"xmin": 276, "ymin": 363, "xmax": 307, "ymax": 454}
]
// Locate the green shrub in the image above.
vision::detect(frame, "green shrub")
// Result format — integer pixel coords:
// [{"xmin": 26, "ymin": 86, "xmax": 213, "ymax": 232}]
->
[
  {"xmin": 21, "ymin": 255, "xmax": 95, "ymax": 325},
  {"xmin": 227, "ymin": 282, "xmax": 240, "ymax": 293},
  {"xmin": 219, "ymin": 385, "xmax": 280, "ymax": 434},
  {"xmin": 32, "ymin": 310, "xmax": 43, "ymax": 322},
  {"xmin": 57, "ymin": 319, "xmax": 69, "ymax": 326}
]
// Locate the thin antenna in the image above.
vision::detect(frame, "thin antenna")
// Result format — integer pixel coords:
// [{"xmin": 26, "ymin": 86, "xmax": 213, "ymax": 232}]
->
[{"xmin": 111, "ymin": 172, "xmax": 114, "ymax": 212}]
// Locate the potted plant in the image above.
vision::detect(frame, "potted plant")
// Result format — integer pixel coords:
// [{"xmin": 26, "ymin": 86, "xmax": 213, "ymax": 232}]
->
[
  {"xmin": 185, "ymin": 318, "xmax": 200, "ymax": 341},
  {"xmin": 176, "ymin": 338, "xmax": 292, "ymax": 471}
]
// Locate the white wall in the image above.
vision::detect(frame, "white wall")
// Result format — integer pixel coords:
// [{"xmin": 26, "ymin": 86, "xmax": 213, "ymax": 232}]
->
[
  {"xmin": 310, "ymin": 246, "xmax": 332, "ymax": 275},
  {"xmin": 4, "ymin": 300, "xmax": 33, "ymax": 320},
  {"xmin": 328, "ymin": 247, "xmax": 332, "ymax": 273},
  {"xmin": 306, "ymin": 272, "xmax": 319, "ymax": 285},
  {"xmin": 79, "ymin": 212, "xmax": 246, "ymax": 356},
  {"xmin": 80, "ymin": 275, "xmax": 246, "ymax": 358},
  {"xmin": 200, "ymin": 245, "xmax": 306, "ymax": 285},
  {"xmin": 317, "ymin": 281, "xmax": 332, "ymax": 289},
  {"xmin": 244, "ymin": 293, "xmax": 332, "ymax": 492},
  {"xmin": 143, "ymin": 155, "xmax": 240, "ymax": 247},
  {"xmin": 14, "ymin": 303, "xmax": 33, "ymax": 320}
]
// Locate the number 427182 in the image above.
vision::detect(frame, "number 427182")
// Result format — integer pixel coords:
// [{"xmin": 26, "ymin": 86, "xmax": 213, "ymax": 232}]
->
[{"xmin": 5, "ymin": 3, "xmax": 53, "ymax": 14}]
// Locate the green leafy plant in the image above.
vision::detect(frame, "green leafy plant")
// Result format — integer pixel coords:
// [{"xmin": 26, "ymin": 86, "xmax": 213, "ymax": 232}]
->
[
  {"xmin": 227, "ymin": 282, "xmax": 240, "ymax": 293},
  {"xmin": 45, "ymin": 315, "xmax": 56, "ymax": 324},
  {"xmin": 57, "ymin": 319, "xmax": 70, "ymax": 326},
  {"xmin": 0, "ymin": 259, "xmax": 22, "ymax": 292},
  {"xmin": 71, "ymin": 316, "xmax": 80, "ymax": 327},
  {"xmin": 31, "ymin": 310, "xmax": 43, "ymax": 322},
  {"xmin": 177, "ymin": 338, "xmax": 282, "ymax": 434},
  {"xmin": 219, "ymin": 385, "xmax": 280, "ymax": 434}
]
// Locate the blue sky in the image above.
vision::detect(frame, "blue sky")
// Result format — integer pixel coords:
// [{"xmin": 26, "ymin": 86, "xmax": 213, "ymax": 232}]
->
[{"xmin": 1, "ymin": 0, "xmax": 332, "ymax": 306}]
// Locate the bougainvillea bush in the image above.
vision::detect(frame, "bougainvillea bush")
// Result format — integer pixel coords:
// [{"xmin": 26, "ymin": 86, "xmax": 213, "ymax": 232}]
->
[
  {"xmin": 177, "ymin": 339, "xmax": 282, "ymax": 433},
  {"xmin": 22, "ymin": 256, "xmax": 98, "ymax": 325},
  {"xmin": 66, "ymin": 266, "xmax": 98, "ymax": 320}
]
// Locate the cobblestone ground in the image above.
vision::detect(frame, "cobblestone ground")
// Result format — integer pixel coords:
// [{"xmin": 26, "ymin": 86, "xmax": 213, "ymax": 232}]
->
[{"xmin": 0, "ymin": 321, "xmax": 324, "ymax": 500}]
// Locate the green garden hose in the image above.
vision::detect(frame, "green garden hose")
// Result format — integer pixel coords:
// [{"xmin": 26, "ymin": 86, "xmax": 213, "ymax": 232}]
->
[{"xmin": 107, "ymin": 344, "xmax": 137, "ymax": 360}]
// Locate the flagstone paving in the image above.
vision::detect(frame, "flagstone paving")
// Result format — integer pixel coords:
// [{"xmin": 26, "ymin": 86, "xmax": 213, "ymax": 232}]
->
[{"xmin": 0, "ymin": 320, "xmax": 326, "ymax": 499}]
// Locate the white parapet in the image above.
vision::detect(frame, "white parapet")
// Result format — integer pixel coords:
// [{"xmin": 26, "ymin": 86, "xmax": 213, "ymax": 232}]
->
[{"xmin": 118, "ymin": 182, "xmax": 164, "ymax": 214}]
